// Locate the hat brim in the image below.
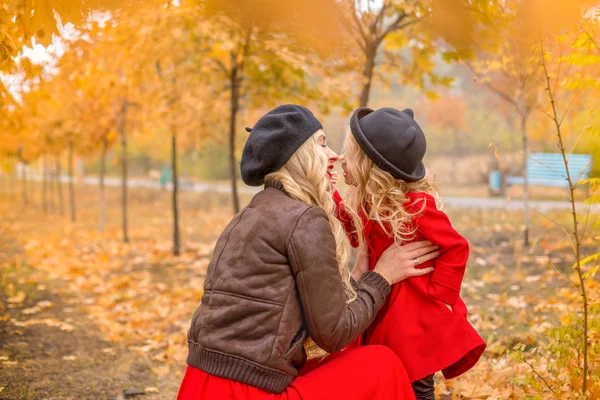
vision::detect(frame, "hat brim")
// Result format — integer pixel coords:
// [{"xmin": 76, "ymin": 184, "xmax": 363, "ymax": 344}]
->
[{"xmin": 350, "ymin": 107, "xmax": 426, "ymax": 183}]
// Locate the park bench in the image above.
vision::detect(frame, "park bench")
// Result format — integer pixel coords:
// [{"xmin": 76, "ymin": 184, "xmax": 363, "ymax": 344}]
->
[{"xmin": 505, "ymin": 152, "xmax": 592, "ymax": 191}]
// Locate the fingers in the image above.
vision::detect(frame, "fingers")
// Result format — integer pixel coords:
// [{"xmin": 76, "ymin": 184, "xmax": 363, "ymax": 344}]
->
[
  {"xmin": 413, "ymin": 250, "xmax": 439, "ymax": 265},
  {"xmin": 408, "ymin": 266, "xmax": 434, "ymax": 277},
  {"xmin": 382, "ymin": 241, "xmax": 438, "ymax": 262},
  {"xmin": 406, "ymin": 245, "xmax": 439, "ymax": 260},
  {"xmin": 399, "ymin": 240, "xmax": 433, "ymax": 253}
]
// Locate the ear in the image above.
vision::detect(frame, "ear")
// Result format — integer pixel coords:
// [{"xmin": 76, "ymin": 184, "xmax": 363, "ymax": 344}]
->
[
  {"xmin": 402, "ymin": 109, "xmax": 414, "ymax": 119},
  {"xmin": 245, "ymin": 127, "xmax": 252, "ymax": 133}
]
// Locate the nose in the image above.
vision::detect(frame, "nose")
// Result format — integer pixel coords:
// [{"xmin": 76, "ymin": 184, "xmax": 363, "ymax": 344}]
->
[{"xmin": 326, "ymin": 147, "xmax": 338, "ymax": 163}]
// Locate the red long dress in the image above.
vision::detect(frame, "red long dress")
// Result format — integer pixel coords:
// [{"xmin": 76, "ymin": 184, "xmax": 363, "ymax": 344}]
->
[
  {"xmin": 178, "ymin": 345, "xmax": 416, "ymax": 400},
  {"xmin": 333, "ymin": 190, "xmax": 486, "ymax": 382}
]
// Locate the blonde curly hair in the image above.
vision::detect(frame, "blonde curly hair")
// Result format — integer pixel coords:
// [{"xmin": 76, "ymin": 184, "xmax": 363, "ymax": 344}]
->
[
  {"xmin": 342, "ymin": 132, "xmax": 442, "ymax": 247},
  {"xmin": 265, "ymin": 130, "xmax": 355, "ymax": 359}
]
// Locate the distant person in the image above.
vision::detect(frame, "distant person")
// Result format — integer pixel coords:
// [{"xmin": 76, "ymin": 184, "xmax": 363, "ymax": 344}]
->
[
  {"xmin": 177, "ymin": 104, "xmax": 439, "ymax": 399},
  {"xmin": 335, "ymin": 107, "xmax": 487, "ymax": 400}
]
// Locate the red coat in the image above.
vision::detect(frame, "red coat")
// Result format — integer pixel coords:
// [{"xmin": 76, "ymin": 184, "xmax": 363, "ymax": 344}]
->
[{"xmin": 333, "ymin": 190, "xmax": 486, "ymax": 382}]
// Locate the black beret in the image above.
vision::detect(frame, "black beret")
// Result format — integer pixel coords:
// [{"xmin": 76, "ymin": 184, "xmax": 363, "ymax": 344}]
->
[{"xmin": 241, "ymin": 104, "xmax": 323, "ymax": 186}]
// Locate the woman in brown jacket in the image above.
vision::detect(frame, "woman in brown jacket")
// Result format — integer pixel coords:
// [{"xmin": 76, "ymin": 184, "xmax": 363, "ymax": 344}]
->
[{"xmin": 178, "ymin": 105, "xmax": 440, "ymax": 400}]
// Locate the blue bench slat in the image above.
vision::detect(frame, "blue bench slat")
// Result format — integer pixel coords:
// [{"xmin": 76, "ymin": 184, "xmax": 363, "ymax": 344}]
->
[
  {"xmin": 528, "ymin": 154, "xmax": 591, "ymax": 162},
  {"xmin": 528, "ymin": 163, "xmax": 590, "ymax": 169},
  {"xmin": 529, "ymin": 152, "xmax": 591, "ymax": 158},
  {"xmin": 506, "ymin": 153, "xmax": 592, "ymax": 187},
  {"xmin": 528, "ymin": 164, "xmax": 591, "ymax": 170},
  {"xmin": 506, "ymin": 177, "xmax": 570, "ymax": 187}
]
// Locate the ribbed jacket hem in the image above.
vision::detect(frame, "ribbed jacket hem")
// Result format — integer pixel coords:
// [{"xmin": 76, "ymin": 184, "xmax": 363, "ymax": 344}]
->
[
  {"xmin": 187, "ymin": 342, "xmax": 294, "ymax": 394},
  {"xmin": 360, "ymin": 271, "xmax": 392, "ymax": 297}
]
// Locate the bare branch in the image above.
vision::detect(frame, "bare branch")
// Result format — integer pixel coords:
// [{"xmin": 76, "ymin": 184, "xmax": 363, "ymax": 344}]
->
[
  {"xmin": 573, "ymin": 152, "xmax": 596, "ymax": 186},
  {"xmin": 373, "ymin": 3, "xmax": 388, "ymax": 34},
  {"xmin": 395, "ymin": 12, "xmax": 431, "ymax": 31},
  {"xmin": 583, "ymin": 29, "xmax": 600, "ymax": 52},
  {"xmin": 559, "ymin": 92, "xmax": 579, "ymax": 128},
  {"xmin": 540, "ymin": 39, "xmax": 589, "ymax": 393},
  {"xmin": 554, "ymin": 39, "xmax": 563, "ymax": 96},
  {"xmin": 376, "ymin": 11, "xmax": 431, "ymax": 48},
  {"xmin": 529, "ymin": 206, "xmax": 576, "ymax": 255},
  {"xmin": 580, "ymin": 201, "xmax": 592, "ymax": 242},
  {"xmin": 541, "ymin": 110, "xmax": 555, "ymax": 120},
  {"xmin": 522, "ymin": 358, "xmax": 556, "ymax": 393},
  {"xmin": 349, "ymin": 0, "xmax": 369, "ymax": 44},
  {"xmin": 335, "ymin": 4, "xmax": 367, "ymax": 51},
  {"xmin": 464, "ymin": 61, "xmax": 524, "ymax": 116},
  {"xmin": 484, "ymin": 82, "xmax": 524, "ymax": 116},
  {"xmin": 214, "ymin": 59, "xmax": 228, "ymax": 74},
  {"xmin": 568, "ymin": 126, "xmax": 589, "ymax": 156},
  {"xmin": 237, "ymin": 27, "xmax": 253, "ymax": 75}
]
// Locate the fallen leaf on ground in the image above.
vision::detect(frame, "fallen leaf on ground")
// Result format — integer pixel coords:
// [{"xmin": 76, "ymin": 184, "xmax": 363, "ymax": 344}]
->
[
  {"xmin": 2, "ymin": 360, "xmax": 18, "ymax": 366},
  {"xmin": 8, "ymin": 291, "xmax": 26, "ymax": 303}
]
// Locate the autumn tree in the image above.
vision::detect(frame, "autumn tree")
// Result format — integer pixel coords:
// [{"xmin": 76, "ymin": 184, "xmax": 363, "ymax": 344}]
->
[
  {"xmin": 138, "ymin": 2, "xmax": 215, "ymax": 255},
  {"xmin": 198, "ymin": 0, "xmax": 354, "ymax": 213},
  {"xmin": 74, "ymin": 9, "xmax": 148, "ymax": 242},
  {"xmin": 336, "ymin": 0, "xmax": 437, "ymax": 107}
]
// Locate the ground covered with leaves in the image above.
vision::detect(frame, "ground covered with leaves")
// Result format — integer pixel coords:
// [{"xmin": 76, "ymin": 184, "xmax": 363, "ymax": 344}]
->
[{"xmin": 1, "ymin": 184, "xmax": 599, "ymax": 399}]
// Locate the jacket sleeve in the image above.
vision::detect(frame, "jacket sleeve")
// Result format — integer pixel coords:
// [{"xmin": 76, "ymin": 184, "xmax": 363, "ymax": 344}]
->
[
  {"xmin": 332, "ymin": 190, "xmax": 359, "ymax": 248},
  {"xmin": 411, "ymin": 193, "xmax": 469, "ymax": 306},
  {"xmin": 287, "ymin": 206, "xmax": 390, "ymax": 353}
]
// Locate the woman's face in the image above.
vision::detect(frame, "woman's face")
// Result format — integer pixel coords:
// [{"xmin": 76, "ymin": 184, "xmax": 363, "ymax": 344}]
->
[
  {"xmin": 339, "ymin": 136, "xmax": 356, "ymax": 186},
  {"xmin": 315, "ymin": 129, "xmax": 338, "ymax": 183},
  {"xmin": 339, "ymin": 153, "xmax": 355, "ymax": 186}
]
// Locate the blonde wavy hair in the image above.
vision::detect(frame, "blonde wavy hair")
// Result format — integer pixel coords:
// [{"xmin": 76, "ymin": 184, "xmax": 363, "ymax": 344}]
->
[
  {"xmin": 265, "ymin": 130, "xmax": 355, "ymax": 359},
  {"xmin": 343, "ymin": 132, "xmax": 442, "ymax": 247}
]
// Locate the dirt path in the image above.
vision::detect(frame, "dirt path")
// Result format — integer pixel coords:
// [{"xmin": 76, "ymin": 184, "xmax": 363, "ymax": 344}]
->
[{"xmin": 0, "ymin": 264, "xmax": 183, "ymax": 400}]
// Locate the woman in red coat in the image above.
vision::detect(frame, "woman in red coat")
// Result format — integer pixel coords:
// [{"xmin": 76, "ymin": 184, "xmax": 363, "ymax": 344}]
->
[{"xmin": 335, "ymin": 107, "xmax": 486, "ymax": 400}]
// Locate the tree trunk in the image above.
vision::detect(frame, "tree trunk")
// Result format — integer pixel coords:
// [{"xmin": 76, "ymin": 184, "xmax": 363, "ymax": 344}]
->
[
  {"xmin": 172, "ymin": 129, "xmax": 180, "ymax": 256},
  {"xmin": 119, "ymin": 100, "xmax": 130, "ymax": 243},
  {"xmin": 68, "ymin": 141, "xmax": 76, "ymax": 222},
  {"xmin": 56, "ymin": 156, "xmax": 64, "ymax": 215},
  {"xmin": 229, "ymin": 66, "xmax": 241, "ymax": 214},
  {"xmin": 359, "ymin": 45, "xmax": 377, "ymax": 108},
  {"xmin": 48, "ymin": 155, "xmax": 55, "ymax": 212},
  {"xmin": 11, "ymin": 159, "xmax": 17, "ymax": 200},
  {"xmin": 521, "ymin": 113, "xmax": 530, "ymax": 246},
  {"xmin": 99, "ymin": 135, "xmax": 108, "ymax": 232},
  {"xmin": 509, "ymin": 115, "xmax": 518, "ymax": 165},
  {"xmin": 21, "ymin": 161, "xmax": 28, "ymax": 205},
  {"xmin": 42, "ymin": 155, "xmax": 48, "ymax": 214},
  {"xmin": 28, "ymin": 164, "xmax": 33, "ymax": 205}
]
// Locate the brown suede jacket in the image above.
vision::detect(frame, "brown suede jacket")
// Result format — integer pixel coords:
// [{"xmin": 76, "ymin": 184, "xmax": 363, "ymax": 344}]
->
[{"xmin": 186, "ymin": 179, "xmax": 391, "ymax": 393}]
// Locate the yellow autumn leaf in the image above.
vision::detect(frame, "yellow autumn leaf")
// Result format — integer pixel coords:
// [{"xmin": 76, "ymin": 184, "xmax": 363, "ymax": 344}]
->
[{"xmin": 7, "ymin": 291, "xmax": 26, "ymax": 303}]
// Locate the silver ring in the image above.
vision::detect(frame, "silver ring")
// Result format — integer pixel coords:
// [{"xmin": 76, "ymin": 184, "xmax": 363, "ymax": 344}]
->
[{"xmin": 413, "ymin": 257, "xmax": 419, "ymax": 266}]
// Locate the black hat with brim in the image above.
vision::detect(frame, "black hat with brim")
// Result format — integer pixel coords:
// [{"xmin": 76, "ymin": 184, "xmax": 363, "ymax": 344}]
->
[{"xmin": 350, "ymin": 107, "xmax": 426, "ymax": 183}]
